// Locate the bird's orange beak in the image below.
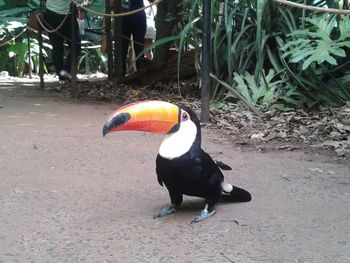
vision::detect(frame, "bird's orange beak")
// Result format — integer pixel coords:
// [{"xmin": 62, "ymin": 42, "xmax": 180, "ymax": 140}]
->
[{"xmin": 102, "ymin": 100, "xmax": 180, "ymax": 136}]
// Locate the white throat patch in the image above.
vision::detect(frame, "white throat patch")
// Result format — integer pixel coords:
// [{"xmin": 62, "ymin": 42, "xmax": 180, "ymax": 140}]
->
[{"xmin": 158, "ymin": 120, "xmax": 197, "ymax": 160}]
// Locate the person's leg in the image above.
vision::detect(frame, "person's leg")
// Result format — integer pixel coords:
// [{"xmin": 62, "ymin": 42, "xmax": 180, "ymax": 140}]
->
[
  {"xmin": 49, "ymin": 33, "xmax": 65, "ymax": 77},
  {"xmin": 144, "ymin": 38, "xmax": 153, "ymax": 60},
  {"xmin": 122, "ymin": 16, "xmax": 132, "ymax": 76},
  {"xmin": 144, "ymin": 17, "xmax": 156, "ymax": 61},
  {"xmin": 130, "ymin": 12, "xmax": 146, "ymax": 69},
  {"xmin": 62, "ymin": 13, "xmax": 81, "ymax": 74},
  {"xmin": 44, "ymin": 10, "xmax": 65, "ymax": 77}
]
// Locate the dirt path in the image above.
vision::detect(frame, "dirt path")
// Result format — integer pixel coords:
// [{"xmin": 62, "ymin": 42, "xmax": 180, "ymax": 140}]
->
[{"xmin": 0, "ymin": 81, "xmax": 349, "ymax": 263}]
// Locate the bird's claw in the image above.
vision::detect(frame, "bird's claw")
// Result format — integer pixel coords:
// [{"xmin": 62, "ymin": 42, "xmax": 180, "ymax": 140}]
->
[
  {"xmin": 191, "ymin": 209, "xmax": 216, "ymax": 223},
  {"xmin": 154, "ymin": 206, "xmax": 176, "ymax": 219}
]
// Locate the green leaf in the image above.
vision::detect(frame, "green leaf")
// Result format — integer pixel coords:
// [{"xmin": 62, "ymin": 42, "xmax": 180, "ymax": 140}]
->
[
  {"xmin": 282, "ymin": 14, "xmax": 350, "ymax": 70},
  {"xmin": 328, "ymin": 48, "xmax": 346, "ymax": 58},
  {"xmin": 233, "ymin": 73, "xmax": 252, "ymax": 102}
]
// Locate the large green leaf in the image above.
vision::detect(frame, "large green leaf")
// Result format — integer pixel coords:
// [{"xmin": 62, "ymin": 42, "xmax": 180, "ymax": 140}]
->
[{"xmin": 282, "ymin": 14, "xmax": 350, "ymax": 70}]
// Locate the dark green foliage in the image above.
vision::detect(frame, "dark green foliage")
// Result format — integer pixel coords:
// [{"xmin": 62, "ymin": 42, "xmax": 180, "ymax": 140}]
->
[
  {"xmin": 0, "ymin": 0, "xmax": 107, "ymax": 76},
  {"xmin": 180, "ymin": 0, "xmax": 350, "ymax": 109},
  {"xmin": 78, "ymin": 46, "xmax": 107, "ymax": 74},
  {"xmin": 275, "ymin": 13, "xmax": 350, "ymax": 107},
  {"xmin": 1, "ymin": 0, "xmax": 350, "ymax": 109}
]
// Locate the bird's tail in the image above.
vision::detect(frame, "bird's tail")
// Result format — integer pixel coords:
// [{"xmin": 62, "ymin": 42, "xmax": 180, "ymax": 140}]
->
[{"xmin": 221, "ymin": 182, "xmax": 252, "ymax": 202}]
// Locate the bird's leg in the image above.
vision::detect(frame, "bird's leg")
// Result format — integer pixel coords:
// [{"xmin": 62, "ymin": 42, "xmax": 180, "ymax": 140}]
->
[
  {"xmin": 154, "ymin": 205, "xmax": 176, "ymax": 219},
  {"xmin": 154, "ymin": 192, "xmax": 182, "ymax": 219},
  {"xmin": 191, "ymin": 204, "xmax": 216, "ymax": 223}
]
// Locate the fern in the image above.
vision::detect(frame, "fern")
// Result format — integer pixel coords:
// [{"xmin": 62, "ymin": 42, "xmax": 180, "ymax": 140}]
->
[
  {"xmin": 281, "ymin": 15, "xmax": 350, "ymax": 70},
  {"xmin": 227, "ymin": 69, "xmax": 282, "ymax": 107}
]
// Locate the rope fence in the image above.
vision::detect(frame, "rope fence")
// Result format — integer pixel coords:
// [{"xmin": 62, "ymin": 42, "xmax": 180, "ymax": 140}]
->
[
  {"xmin": 69, "ymin": 0, "xmax": 163, "ymax": 17},
  {"xmin": 1, "ymin": 0, "xmax": 350, "ymax": 55},
  {"xmin": 0, "ymin": 28, "xmax": 27, "ymax": 47},
  {"xmin": 6, "ymin": 0, "xmax": 164, "ymax": 49},
  {"xmin": 36, "ymin": 13, "xmax": 69, "ymax": 33},
  {"xmin": 274, "ymin": 0, "xmax": 350, "ymax": 14}
]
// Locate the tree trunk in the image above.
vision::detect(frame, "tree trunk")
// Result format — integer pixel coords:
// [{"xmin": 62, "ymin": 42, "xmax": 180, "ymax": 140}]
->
[
  {"xmin": 153, "ymin": 0, "xmax": 181, "ymax": 64},
  {"xmin": 113, "ymin": 0, "xmax": 123, "ymax": 79}
]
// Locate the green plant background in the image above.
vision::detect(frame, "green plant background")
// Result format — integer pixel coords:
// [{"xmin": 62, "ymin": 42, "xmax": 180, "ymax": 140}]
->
[{"xmin": 1, "ymin": 0, "xmax": 349, "ymax": 110}]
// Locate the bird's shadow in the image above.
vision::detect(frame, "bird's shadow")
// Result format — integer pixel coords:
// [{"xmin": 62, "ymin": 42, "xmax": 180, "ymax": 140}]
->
[
  {"xmin": 177, "ymin": 198, "xmax": 205, "ymax": 212},
  {"xmin": 156, "ymin": 195, "xmax": 243, "ymax": 213},
  {"xmin": 153, "ymin": 198, "xmax": 204, "ymax": 214}
]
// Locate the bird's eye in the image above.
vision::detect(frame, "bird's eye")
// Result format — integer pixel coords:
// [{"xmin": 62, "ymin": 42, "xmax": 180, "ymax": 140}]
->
[{"xmin": 182, "ymin": 112, "xmax": 188, "ymax": 121}]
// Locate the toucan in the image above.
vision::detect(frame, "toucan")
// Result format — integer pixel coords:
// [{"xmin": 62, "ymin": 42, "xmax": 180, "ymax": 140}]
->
[{"xmin": 102, "ymin": 100, "xmax": 251, "ymax": 223}]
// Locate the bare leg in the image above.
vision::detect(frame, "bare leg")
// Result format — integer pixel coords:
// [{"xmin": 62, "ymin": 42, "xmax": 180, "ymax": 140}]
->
[{"xmin": 144, "ymin": 38, "xmax": 153, "ymax": 60}]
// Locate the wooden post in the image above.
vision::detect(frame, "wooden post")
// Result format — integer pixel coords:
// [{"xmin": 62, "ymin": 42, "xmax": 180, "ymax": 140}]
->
[
  {"xmin": 114, "ymin": 0, "xmax": 123, "ymax": 79},
  {"xmin": 70, "ymin": 2, "xmax": 77, "ymax": 96},
  {"xmin": 27, "ymin": 30, "xmax": 32, "ymax": 79},
  {"xmin": 106, "ymin": 0, "xmax": 113, "ymax": 79},
  {"xmin": 38, "ymin": 19, "xmax": 44, "ymax": 90},
  {"xmin": 38, "ymin": 0, "xmax": 45, "ymax": 89},
  {"xmin": 200, "ymin": 0, "xmax": 211, "ymax": 122}
]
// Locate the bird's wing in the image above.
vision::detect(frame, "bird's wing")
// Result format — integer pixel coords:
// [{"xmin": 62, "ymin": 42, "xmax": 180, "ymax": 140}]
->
[
  {"xmin": 191, "ymin": 150, "xmax": 224, "ymax": 181},
  {"xmin": 215, "ymin": 160, "xmax": 232, "ymax": 170},
  {"xmin": 156, "ymin": 154, "xmax": 164, "ymax": 186}
]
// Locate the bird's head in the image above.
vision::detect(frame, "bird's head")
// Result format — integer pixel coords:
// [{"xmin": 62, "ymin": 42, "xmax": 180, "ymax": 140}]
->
[{"xmin": 102, "ymin": 100, "xmax": 200, "ymax": 137}]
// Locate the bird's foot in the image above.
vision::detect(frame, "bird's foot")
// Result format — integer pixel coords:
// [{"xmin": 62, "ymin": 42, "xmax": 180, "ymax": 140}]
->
[
  {"xmin": 191, "ymin": 209, "xmax": 216, "ymax": 223},
  {"xmin": 154, "ymin": 205, "xmax": 176, "ymax": 219}
]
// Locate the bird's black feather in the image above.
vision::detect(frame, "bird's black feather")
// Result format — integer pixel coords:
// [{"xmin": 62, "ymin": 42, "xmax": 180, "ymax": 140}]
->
[
  {"xmin": 156, "ymin": 148, "xmax": 223, "ymax": 203},
  {"xmin": 156, "ymin": 105, "xmax": 251, "ymax": 214},
  {"xmin": 215, "ymin": 160, "xmax": 232, "ymax": 170}
]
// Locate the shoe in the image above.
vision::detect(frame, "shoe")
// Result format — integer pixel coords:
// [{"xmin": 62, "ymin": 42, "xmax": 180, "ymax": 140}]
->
[{"xmin": 59, "ymin": 70, "xmax": 72, "ymax": 81}]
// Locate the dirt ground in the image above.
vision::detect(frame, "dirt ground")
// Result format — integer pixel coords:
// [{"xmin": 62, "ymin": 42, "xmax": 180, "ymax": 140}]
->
[{"xmin": 0, "ymin": 79, "xmax": 349, "ymax": 263}]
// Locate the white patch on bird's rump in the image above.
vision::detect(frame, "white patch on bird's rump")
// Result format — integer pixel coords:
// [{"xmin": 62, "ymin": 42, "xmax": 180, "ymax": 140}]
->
[
  {"xmin": 158, "ymin": 120, "xmax": 197, "ymax": 160},
  {"xmin": 222, "ymin": 182, "xmax": 233, "ymax": 193}
]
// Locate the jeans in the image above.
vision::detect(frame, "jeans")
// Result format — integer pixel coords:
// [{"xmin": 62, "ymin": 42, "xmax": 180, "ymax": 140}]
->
[
  {"xmin": 44, "ymin": 9, "xmax": 81, "ymax": 79},
  {"xmin": 122, "ymin": 11, "xmax": 146, "ymax": 75}
]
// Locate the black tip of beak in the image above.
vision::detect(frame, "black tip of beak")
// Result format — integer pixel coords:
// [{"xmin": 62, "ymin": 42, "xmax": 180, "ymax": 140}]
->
[
  {"xmin": 102, "ymin": 124, "xmax": 109, "ymax": 137},
  {"xmin": 102, "ymin": 112, "xmax": 131, "ymax": 137}
]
